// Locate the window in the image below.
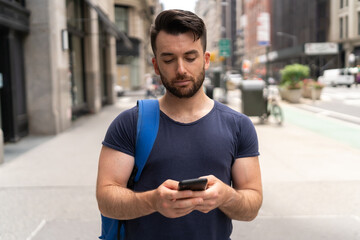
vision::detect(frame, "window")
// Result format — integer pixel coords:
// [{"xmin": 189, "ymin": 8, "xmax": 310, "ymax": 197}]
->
[
  {"xmin": 358, "ymin": 12, "xmax": 360, "ymax": 35},
  {"xmin": 66, "ymin": 0, "xmax": 84, "ymax": 30},
  {"xmin": 340, "ymin": 17, "xmax": 343, "ymax": 39},
  {"xmin": 345, "ymin": 15, "xmax": 348, "ymax": 38},
  {"xmin": 340, "ymin": 0, "xmax": 344, "ymax": 8},
  {"xmin": 115, "ymin": 5, "xmax": 129, "ymax": 34},
  {"xmin": 66, "ymin": 0, "xmax": 86, "ymax": 111}
]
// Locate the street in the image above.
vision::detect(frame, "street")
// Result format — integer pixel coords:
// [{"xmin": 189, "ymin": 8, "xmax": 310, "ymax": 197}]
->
[
  {"xmin": 299, "ymin": 86, "xmax": 360, "ymax": 125},
  {"xmin": 1, "ymin": 90, "xmax": 360, "ymax": 239}
]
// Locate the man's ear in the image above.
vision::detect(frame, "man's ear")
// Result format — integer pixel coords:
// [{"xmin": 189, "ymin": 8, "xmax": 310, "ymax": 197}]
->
[
  {"xmin": 152, "ymin": 57, "xmax": 160, "ymax": 75},
  {"xmin": 204, "ymin": 52, "xmax": 211, "ymax": 70}
]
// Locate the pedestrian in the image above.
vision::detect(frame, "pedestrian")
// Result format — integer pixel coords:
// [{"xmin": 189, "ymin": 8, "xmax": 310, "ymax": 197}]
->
[
  {"xmin": 96, "ymin": 9, "xmax": 262, "ymax": 240},
  {"xmin": 145, "ymin": 73, "xmax": 156, "ymax": 98},
  {"xmin": 356, "ymin": 72, "xmax": 360, "ymax": 87}
]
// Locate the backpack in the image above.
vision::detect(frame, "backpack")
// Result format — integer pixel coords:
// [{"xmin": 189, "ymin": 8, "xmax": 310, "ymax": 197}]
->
[{"xmin": 99, "ymin": 99, "xmax": 160, "ymax": 240}]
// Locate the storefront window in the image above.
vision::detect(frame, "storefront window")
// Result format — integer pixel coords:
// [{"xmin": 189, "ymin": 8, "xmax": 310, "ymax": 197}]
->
[{"xmin": 117, "ymin": 55, "xmax": 140, "ymax": 88}]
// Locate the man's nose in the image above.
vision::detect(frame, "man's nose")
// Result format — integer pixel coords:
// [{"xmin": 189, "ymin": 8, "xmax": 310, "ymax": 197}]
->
[{"xmin": 176, "ymin": 60, "xmax": 186, "ymax": 75}]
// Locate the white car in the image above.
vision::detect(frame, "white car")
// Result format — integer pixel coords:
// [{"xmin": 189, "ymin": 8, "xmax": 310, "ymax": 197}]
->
[
  {"xmin": 225, "ymin": 73, "xmax": 243, "ymax": 90},
  {"xmin": 318, "ymin": 68, "xmax": 354, "ymax": 87}
]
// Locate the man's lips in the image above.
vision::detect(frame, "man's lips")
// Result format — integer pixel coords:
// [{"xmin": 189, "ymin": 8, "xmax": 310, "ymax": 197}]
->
[{"xmin": 174, "ymin": 79, "xmax": 191, "ymax": 86}]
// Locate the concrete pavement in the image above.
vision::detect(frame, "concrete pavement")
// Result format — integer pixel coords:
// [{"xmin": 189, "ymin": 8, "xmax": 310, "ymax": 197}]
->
[{"xmin": 1, "ymin": 90, "xmax": 360, "ymax": 239}]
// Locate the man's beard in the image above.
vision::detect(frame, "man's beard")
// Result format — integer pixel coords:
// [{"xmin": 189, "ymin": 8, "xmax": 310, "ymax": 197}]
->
[{"xmin": 159, "ymin": 68, "xmax": 205, "ymax": 98}]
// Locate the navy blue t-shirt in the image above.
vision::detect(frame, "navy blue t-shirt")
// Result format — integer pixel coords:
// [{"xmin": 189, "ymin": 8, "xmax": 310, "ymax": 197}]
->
[{"xmin": 102, "ymin": 100, "xmax": 259, "ymax": 240}]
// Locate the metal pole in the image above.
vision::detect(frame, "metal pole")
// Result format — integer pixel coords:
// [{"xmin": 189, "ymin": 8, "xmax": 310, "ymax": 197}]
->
[{"xmin": 265, "ymin": 45, "xmax": 270, "ymax": 86}]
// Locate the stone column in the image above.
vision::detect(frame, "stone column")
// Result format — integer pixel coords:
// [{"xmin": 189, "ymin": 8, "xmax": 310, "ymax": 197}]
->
[
  {"xmin": 0, "ymin": 129, "xmax": 3, "ymax": 164},
  {"xmin": 84, "ymin": 5, "xmax": 102, "ymax": 113},
  {"xmin": 24, "ymin": 0, "xmax": 72, "ymax": 135}
]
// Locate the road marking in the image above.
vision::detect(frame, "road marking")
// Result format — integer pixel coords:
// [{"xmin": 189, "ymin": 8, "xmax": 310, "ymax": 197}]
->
[
  {"xmin": 300, "ymin": 104, "xmax": 360, "ymax": 125},
  {"xmin": 344, "ymin": 99, "xmax": 360, "ymax": 106},
  {"xmin": 26, "ymin": 219, "xmax": 46, "ymax": 240},
  {"xmin": 282, "ymin": 105, "xmax": 360, "ymax": 149}
]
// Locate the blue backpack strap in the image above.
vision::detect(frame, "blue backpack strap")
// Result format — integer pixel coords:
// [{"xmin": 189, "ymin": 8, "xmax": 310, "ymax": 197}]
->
[
  {"xmin": 134, "ymin": 99, "xmax": 160, "ymax": 182},
  {"xmin": 100, "ymin": 99, "xmax": 160, "ymax": 240},
  {"xmin": 99, "ymin": 214, "xmax": 119, "ymax": 240}
]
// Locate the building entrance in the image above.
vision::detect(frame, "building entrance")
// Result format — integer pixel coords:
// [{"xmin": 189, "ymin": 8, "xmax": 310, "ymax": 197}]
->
[{"xmin": 0, "ymin": 27, "xmax": 28, "ymax": 142}]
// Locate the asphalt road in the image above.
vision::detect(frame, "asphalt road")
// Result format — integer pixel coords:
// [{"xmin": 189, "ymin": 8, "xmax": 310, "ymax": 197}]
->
[{"xmin": 299, "ymin": 86, "xmax": 360, "ymax": 125}]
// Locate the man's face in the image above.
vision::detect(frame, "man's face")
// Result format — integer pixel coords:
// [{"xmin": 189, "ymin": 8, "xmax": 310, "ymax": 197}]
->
[{"xmin": 152, "ymin": 31, "xmax": 210, "ymax": 98}]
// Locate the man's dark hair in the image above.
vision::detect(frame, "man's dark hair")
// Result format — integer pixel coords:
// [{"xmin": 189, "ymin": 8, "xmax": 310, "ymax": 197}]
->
[{"xmin": 150, "ymin": 9, "xmax": 207, "ymax": 55}]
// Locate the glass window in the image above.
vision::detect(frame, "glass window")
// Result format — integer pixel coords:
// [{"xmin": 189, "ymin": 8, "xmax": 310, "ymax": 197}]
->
[
  {"xmin": 358, "ymin": 12, "xmax": 360, "ymax": 35},
  {"xmin": 66, "ymin": 0, "xmax": 83, "ymax": 30},
  {"xmin": 340, "ymin": 17, "xmax": 343, "ymax": 39},
  {"xmin": 340, "ymin": 0, "xmax": 343, "ymax": 8},
  {"xmin": 115, "ymin": 5, "xmax": 129, "ymax": 34},
  {"xmin": 69, "ymin": 35, "xmax": 85, "ymax": 108},
  {"xmin": 345, "ymin": 15, "xmax": 348, "ymax": 38}
]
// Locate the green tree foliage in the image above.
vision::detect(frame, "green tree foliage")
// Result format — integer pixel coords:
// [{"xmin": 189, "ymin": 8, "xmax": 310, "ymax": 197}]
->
[{"xmin": 280, "ymin": 64, "xmax": 310, "ymax": 89}]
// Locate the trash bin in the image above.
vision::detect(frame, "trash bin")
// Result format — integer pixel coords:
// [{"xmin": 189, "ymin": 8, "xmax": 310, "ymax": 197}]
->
[
  {"xmin": 205, "ymin": 84, "xmax": 214, "ymax": 99},
  {"xmin": 240, "ymin": 80, "xmax": 267, "ymax": 117},
  {"xmin": 212, "ymin": 71, "xmax": 221, "ymax": 88}
]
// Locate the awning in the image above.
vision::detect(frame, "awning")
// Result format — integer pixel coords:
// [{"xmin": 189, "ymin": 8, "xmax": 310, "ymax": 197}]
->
[
  {"xmin": 0, "ymin": 0, "xmax": 30, "ymax": 33},
  {"xmin": 116, "ymin": 37, "xmax": 140, "ymax": 56},
  {"xmin": 84, "ymin": 0, "xmax": 132, "ymax": 48}
]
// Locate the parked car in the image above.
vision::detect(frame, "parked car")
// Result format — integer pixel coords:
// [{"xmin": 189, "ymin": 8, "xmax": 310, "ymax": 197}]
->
[
  {"xmin": 318, "ymin": 68, "xmax": 354, "ymax": 87},
  {"xmin": 224, "ymin": 71, "xmax": 243, "ymax": 90}
]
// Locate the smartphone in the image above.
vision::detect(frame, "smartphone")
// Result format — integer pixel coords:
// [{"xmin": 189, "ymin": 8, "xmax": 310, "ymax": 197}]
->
[{"xmin": 178, "ymin": 178, "xmax": 208, "ymax": 191}]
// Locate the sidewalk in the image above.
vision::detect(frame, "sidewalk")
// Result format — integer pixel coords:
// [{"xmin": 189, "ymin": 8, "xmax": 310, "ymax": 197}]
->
[{"xmin": 1, "ymin": 91, "xmax": 360, "ymax": 239}]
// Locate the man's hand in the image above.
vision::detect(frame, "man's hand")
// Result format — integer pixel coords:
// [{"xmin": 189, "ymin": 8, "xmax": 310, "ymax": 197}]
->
[
  {"xmin": 151, "ymin": 180, "xmax": 205, "ymax": 218},
  {"xmin": 193, "ymin": 175, "xmax": 231, "ymax": 213}
]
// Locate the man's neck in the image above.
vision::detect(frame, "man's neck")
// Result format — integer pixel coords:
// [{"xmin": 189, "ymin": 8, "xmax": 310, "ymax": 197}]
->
[{"xmin": 159, "ymin": 90, "xmax": 214, "ymax": 123}]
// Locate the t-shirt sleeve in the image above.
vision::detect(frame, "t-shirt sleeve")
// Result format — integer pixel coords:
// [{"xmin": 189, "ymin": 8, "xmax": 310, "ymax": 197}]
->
[
  {"xmin": 235, "ymin": 115, "xmax": 260, "ymax": 159},
  {"xmin": 102, "ymin": 106, "xmax": 137, "ymax": 157}
]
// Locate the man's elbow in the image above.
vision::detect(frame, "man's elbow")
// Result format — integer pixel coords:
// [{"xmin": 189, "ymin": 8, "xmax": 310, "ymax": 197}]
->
[{"xmin": 241, "ymin": 210, "xmax": 260, "ymax": 221}]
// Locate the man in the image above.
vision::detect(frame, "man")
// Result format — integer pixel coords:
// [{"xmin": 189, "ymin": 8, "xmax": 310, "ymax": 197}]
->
[{"xmin": 96, "ymin": 9, "xmax": 262, "ymax": 240}]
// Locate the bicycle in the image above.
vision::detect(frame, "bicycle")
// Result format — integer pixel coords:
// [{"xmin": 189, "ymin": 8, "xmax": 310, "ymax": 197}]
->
[{"xmin": 263, "ymin": 85, "xmax": 284, "ymax": 125}]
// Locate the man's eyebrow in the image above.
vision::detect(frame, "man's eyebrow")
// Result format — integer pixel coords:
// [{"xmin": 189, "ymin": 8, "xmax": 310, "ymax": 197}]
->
[
  {"xmin": 159, "ymin": 50, "xmax": 200, "ymax": 57},
  {"xmin": 184, "ymin": 50, "xmax": 199, "ymax": 55},
  {"xmin": 159, "ymin": 52, "xmax": 174, "ymax": 57}
]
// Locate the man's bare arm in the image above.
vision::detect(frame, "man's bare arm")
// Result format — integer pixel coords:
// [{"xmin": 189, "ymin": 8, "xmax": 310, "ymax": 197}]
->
[
  {"xmin": 220, "ymin": 156, "xmax": 263, "ymax": 221},
  {"xmin": 195, "ymin": 156, "xmax": 262, "ymax": 221},
  {"xmin": 96, "ymin": 146, "xmax": 204, "ymax": 220},
  {"xmin": 96, "ymin": 146, "xmax": 155, "ymax": 219}
]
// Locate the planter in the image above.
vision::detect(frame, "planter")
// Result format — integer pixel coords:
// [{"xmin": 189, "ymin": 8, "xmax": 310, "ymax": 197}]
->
[
  {"xmin": 280, "ymin": 87, "xmax": 302, "ymax": 103},
  {"xmin": 302, "ymin": 86, "xmax": 323, "ymax": 100}
]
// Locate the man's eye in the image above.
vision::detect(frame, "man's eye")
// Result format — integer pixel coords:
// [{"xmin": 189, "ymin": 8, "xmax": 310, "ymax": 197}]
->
[
  {"xmin": 163, "ymin": 59, "xmax": 174, "ymax": 63},
  {"xmin": 186, "ymin": 58, "xmax": 196, "ymax": 62}
]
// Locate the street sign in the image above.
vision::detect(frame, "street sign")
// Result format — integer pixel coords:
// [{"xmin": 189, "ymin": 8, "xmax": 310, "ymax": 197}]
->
[
  {"xmin": 257, "ymin": 12, "xmax": 270, "ymax": 46},
  {"xmin": 219, "ymin": 38, "xmax": 231, "ymax": 57},
  {"xmin": 304, "ymin": 42, "xmax": 338, "ymax": 55}
]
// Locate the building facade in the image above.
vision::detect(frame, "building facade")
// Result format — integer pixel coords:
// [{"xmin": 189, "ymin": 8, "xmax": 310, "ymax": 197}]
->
[
  {"xmin": 114, "ymin": 0, "xmax": 158, "ymax": 91},
  {"xmin": 196, "ymin": 0, "xmax": 238, "ymax": 72},
  {"xmin": 0, "ymin": 0, "xmax": 121, "ymax": 163},
  {"xmin": 268, "ymin": 0, "xmax": 332, "ymax": 80},
  {"xmin": 243, "ymin": 0, "xmax": 271, "ymax": 79},
  {"xmin": 329, "ymin": 0, "xmax": 360, "ymax": 68}
]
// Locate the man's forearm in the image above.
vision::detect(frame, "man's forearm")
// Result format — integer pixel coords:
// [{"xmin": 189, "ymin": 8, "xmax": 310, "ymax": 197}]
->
[
  {"xmin": 220, "ymin": 187, "xmax": 263, "ymax": 221},
  {"xmin": 97, "ymin": 185, "xmax": 155, "ymax": 220}
]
